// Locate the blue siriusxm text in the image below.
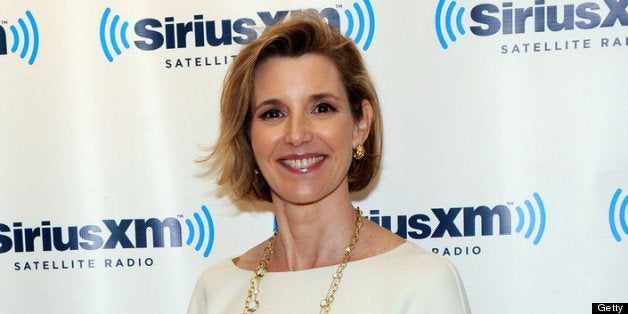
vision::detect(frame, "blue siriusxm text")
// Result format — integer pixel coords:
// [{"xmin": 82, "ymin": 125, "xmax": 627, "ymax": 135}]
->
[
  {"xmin": 367, "ymin": 206, "xmax": 511, "ymax": 239},
  {"xmin": 0, "ymin": 218, "xmax": 183, "ymax": 253},
  {"xmin": 133, "ymin": 9, "xmax": 340, "ymax": 50},
  {"xmin": 470, "ymin": 0, "xmax": 628, "ymax": 36}
]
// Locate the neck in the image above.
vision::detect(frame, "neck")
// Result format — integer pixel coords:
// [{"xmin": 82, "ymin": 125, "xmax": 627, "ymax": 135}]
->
[{"xmin": 270, "ymin": 198, "xmax": 359, "ymax": 271}]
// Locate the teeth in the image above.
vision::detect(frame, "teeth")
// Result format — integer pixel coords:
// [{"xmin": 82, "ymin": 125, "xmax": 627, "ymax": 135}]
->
[{"xmin": 282, "ymin": 156, "xmax": 323, "ymax": 168}]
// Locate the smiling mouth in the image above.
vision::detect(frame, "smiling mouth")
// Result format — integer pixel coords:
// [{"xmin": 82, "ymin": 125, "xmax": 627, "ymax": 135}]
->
[{"xmin": 280, "ymin": 156, "xmax": 325, "ymax": 169}]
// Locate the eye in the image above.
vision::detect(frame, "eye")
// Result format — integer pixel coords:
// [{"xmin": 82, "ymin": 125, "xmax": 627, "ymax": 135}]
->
[
  {"xmin": 259, "ymin": 108, "xmax": 284, "ymax": 120},
  {"xmin": 256, "ymin": 107, "xmax": 283, "ymax": 120},
  {"xmin": 313, "ymin": 102, "xmax": 337, "ymax": 114}
]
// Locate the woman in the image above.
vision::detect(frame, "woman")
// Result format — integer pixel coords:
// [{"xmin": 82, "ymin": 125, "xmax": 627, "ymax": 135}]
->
[{"xmin": 188, "ymin": 12, "xmax": 470, "ymax": 314}]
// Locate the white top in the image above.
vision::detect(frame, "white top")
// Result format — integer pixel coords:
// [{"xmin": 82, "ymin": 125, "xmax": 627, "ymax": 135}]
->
[{"xmin": 188, "ymin": 242, "xmax": 471, "ymax": 314}]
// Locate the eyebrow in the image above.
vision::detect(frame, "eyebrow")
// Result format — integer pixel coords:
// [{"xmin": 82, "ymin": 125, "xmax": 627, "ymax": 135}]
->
[
  {"xmin": 254, "ymin": 98, "xmax": 281, "ymax": 109},
  {"xmin": 254, "ymin": 92, "xmax": 342, "ymax": 109},
  {"xmin": 309, "ymin": 93, "xmax": 341, "ymax": 102}
]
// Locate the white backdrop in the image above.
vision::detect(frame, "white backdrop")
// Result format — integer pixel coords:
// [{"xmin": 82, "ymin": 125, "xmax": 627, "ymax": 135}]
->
[{"xmin": 1, "ymin": 1, "xmax": 627, "ymax": 313}]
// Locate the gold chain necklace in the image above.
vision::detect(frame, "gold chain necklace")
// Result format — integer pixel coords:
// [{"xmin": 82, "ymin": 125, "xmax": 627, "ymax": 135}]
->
[{"xmin": 243, "ymin": 208, "xmax": 363, "ymax": 314}]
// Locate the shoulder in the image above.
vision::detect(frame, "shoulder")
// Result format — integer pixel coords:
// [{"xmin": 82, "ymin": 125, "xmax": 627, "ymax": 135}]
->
[
  {"xmin": 194, "ymin": 258, "xmax": 242, "ymax": 287},
  {"xmin": 355, "ymin": 221, "xmax": 464, "ymax": 282},
  {"xmin": 388, "ymin": 243, "xmax": 465, "ymax": 283},
  {"xmin": 362, "ymin": 242, "xmax": 454, "ymax": 271},
  {"xmin": 187, "ymin": 258, "xmax": 235, "ymax": 313},
  {"xmin": 391, "ymin": 243, "xmax": 471, "ymax": 312},
  {"xmin": 350, "ymin": 242, "xmax": 471, "ymax": 313},
  {"xmin": 188, "ymin": 258, "xmax": 251, "ymax": 313}
]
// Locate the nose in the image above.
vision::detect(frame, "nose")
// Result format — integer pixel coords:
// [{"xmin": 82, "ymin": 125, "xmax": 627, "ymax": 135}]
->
[{"xmin": 284, "ymin": 112, "xmax": 313, "ymax": 146}]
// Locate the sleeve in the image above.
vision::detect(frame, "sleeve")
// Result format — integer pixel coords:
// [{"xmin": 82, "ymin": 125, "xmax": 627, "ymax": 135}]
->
[
  {"xmin": 186, "ymin": 273, "xmax": 208, "ymax": 314},
  {"xmin": 390, "ymin": 246, "xmax": 471, "ymax": 314},
  {"xmin": 416, "ymin": 257, "xmax": 471, "ymax": 314}
]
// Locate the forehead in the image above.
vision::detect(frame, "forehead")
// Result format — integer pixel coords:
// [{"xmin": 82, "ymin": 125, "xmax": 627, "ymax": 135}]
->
[{"xmin": 252, "ymin": 54, "xmax": 346, "ymax": 102}]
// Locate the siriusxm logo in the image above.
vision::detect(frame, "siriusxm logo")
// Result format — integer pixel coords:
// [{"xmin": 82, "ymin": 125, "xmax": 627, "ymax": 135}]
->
[
  {"xmin": 185, "ymin": 205, "xmax": 215, "ymax": 257},
  {"xmin": 99, "ymin": 0, "xmax": 375, "ymax": 62},
  {"xmin": 0, "ymin": 205, "xmax": 215, "ymax": 258},
  {"xmin": 435, "ymin": 0, "xmax": 628, "ymax": 49},
  {"xmin": 367, "ymin": 193, "xmax": 547, "ymax": 245},
  {"xmin": 609, "ymin": 188, "xmax": 628, "ymax": 242},
  {"xmin": 343, "ymin": 0, "xmax": 376, "ymax": 50},
  {"xmin": 0, "ymin": 10, "xmax": 39, "ymax": 65}
]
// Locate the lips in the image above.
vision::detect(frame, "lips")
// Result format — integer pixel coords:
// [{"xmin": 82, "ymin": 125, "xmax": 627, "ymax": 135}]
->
[{"xmin": 279, "ymin": 155, "xmax": 325, "ymax": 170}]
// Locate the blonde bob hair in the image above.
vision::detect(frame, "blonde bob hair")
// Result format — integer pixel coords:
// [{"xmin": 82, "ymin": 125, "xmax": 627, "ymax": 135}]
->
[{"xmin": 209, "ymin": 11, "xmax": 382, "ymax": 202}]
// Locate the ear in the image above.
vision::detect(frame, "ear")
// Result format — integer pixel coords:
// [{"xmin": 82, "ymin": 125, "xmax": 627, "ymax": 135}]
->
[{"xmin": 353, "ymin": 99, "xmax": 374, "ymax": 146}]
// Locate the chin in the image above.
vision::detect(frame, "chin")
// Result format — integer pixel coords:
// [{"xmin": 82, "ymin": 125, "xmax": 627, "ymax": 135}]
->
[{"xmin": 271, "ymin": 188, "xmax": 330, "ymax": 206}]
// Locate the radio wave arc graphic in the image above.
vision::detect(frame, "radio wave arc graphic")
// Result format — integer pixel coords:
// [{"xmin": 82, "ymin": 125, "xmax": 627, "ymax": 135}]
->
[
  {"xmin": 99, "ymin": 7, "xmax": 131, "ymax": 62},
  {"xmin": 344, "ymin": 0, "xmax": 375, "ymax": 51},
  {"xmin": 515, "ymin": 193, "xmax": 546, "ymax": 245},
  {"xmin": 8, "ymin": 10, "xmax": 39, "ymax": 65},
  {"xmin": 185, "ymin": 205, "xmax": 215, "ymax": 257},
  {"xmin": 435, "ymin": 0, "xmax": 466, "ymax": 49},
  {"xmin": 609, "ymin": 188, "xmax": 628, "ymax": 242}
]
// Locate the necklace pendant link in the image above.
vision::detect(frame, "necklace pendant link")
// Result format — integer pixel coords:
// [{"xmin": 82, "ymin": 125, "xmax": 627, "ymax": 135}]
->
[
  {"xmin": 245, "ymin": 300, "xmax": 259, "ymax": 312},
  {"xmin": 320, "ymin": 299, "xmax": 329, "ymax": 308},
  {"xmin": 255, "ymin": 267, "xmax": 267, "ymax": 277}
]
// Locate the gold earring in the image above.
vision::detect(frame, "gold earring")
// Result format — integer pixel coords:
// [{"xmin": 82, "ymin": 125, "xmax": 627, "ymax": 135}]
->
[{"xmin": 353, "ymin": 145, "xmax": 365, "ymax": 160}]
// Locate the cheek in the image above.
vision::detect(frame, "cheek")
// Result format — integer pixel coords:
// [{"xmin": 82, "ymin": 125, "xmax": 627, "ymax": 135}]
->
[
  {"xmin": 249, "ymin": 125, "xmax": 277, "ymax": 160},
  {"xmin": 249, "ymin": 132, "xmax": 264, "ymax": 160},
  {"xmin": 328, "ymin": 122, "xmax": 358, "ymax": 147}
]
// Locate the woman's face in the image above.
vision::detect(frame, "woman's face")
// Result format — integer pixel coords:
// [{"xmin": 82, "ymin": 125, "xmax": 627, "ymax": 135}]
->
[{"xmin": 250, "ymin": 54, "xmax": 370, "ymax": 206}]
